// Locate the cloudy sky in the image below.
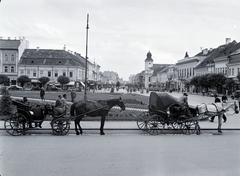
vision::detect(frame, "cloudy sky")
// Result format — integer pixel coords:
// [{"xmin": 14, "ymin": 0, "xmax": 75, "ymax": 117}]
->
[{"xmin": 1, "ymin": 0, "xmax": 240, "ymax": 80}]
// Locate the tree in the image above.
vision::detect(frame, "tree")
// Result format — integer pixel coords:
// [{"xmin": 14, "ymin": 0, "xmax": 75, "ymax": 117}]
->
[
  {"xmin": 116, "ymin": 81, "xmax": 120, "ymax": 91},
  {"xmin": 0, "ymin": 87, "xmax": 13, "ymax": 115},
  {"xmin": 0, "ymin": 74, "xmax": 8, "ymax": 85},
  {"xmin": 57, "ymin": 76, "xmax": 70, "ymax": 88},
  {"xmin": 237, "ymin": 72, "xmax": 240, "ymax": 83},
  {"xmin": 17, "ymin": 75, "xmax": 31, "ymax": 87},
  {"xmin": 39, "ymin": 76, "xmax": 50, "ymax": 87}
]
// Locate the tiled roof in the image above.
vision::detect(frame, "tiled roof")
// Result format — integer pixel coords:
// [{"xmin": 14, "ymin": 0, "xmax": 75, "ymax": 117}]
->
[
  {"xmin": 195, "ymin": 41, "xmax": 240, "ymax": 69},
  {"xmin": 19, "ymin": 49, "xmax": 85, "ymax": 67},
  {"xmin": 152, "ymin": 64, "xmax": 171, "ymax": 76},
  {"xmin": 0, "ymin": 39, "xmax": 21, "ymax": 49}
]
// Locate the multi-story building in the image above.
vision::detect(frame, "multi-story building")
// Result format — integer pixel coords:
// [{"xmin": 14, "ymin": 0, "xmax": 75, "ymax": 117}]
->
[
  {"xmin": 18, "ymin": 48, "xmax": 101, "ymax": 87},
  {"xmin": 176, "ymin": 49, "xmax": 213, "ymax": 92},
  {"xmin": 132, "ymin": 38, "xmax": 240, "ymax": 93},
  {"xmin": 0, "ymin": 37, "xmax": 29, "ymax": 85}
]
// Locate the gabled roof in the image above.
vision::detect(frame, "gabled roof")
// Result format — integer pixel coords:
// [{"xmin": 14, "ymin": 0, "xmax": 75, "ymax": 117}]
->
[
  {"xmin": 195, "ymin": 41, "xmax": 240, "ymax": 69},
  {"xmin": 151, "ymin": 64, "xmax": 171, "ymax": 76},
  {"xmin": 19, "ymin": 49, "xmax": 85, "ymax": 67},
  {"xmin": 0, "ymin": 39, "xmax": 21, "ymax": 49}
]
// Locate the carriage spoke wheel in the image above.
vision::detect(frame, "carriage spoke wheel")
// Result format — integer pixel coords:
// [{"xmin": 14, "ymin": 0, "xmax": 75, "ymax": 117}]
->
[
  {"xmin": 136, "ymin": 112, "xmax": 150, "ymax": 130},
  {"xmin": 51, "ymin": 118, "xmax": 70, "ymax": 136},
  {"xmin": 181, "ymin": 121, "xmax": 197, "ymax": 135},
  {"xmin": 171, "ymin": 121, "xmax": 182, "ymax": 130},
  {"xmin": 146, "ymin": 116, "xmax": 165, "ymax": 135},
  {"xmin": 4, "ymin": 113, "xmax": 28, "ymax": 136}
]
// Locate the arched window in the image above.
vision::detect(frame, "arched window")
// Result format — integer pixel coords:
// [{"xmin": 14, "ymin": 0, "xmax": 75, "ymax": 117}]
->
[
  {"xmin": 11, "ymin": 54, "xmax": 15, "ymax": 61},
  {"xmin": 4, "ymin": 54, "xmax": 8, "ymax": 61}
]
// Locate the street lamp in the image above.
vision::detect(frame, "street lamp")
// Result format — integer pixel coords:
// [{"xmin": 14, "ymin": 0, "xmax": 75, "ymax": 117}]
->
[{"xmin": 84, "ymin": 14, "xmax": 89, "ymax": 101}]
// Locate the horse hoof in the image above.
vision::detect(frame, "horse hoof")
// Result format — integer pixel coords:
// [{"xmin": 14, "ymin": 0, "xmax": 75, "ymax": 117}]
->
[
  {"xmin": 76, "ymin": 132, "xmax": 80, "ymax": 135},
  {"xmin": 218, "ymin": 130, "xmax": 222, "ymax": 133},
  {"xmin": 100, "ymin": 132, "xmax": 105, "ymax": 135}
]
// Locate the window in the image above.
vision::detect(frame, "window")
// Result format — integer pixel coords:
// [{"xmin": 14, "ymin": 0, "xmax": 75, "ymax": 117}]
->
[
  {"xmin": 4, "ymin": 54, "xmax": 8, "ymax": 61},
  {"xmin": 11, "ymin": 54, "xmax": 15, "ymax": 61},
  {"xmin": 27, "ymin": 69, "xmax": 30, "ymax": 74},
  {"xmin": 11, "ymin": 66, "xmax": 14, "ymax": 72},
  {"xmin": 55, "ymin": 72, "xmax": 58, "ymax": 77},
  {"xmin": 63, "ymin": 72, "xmax": 66, "ymax": 76},
  {"xmin": 48, "ymin": 71, "xmax": 51, "ymax": 77},
  {"xmin": 4, "ymin": 66, "xmax": 8, "ymax": 72},
  {"xmin": 33, "ymin": 70, "xmax": 36, "ymax": 77},
  {"xmin": 40, "ymin": 70, "xmax": 43, "ymax": 75},
  {"xmin": 69, "ymin": 72, "xmax": 73, "ymax": 77},
  {"xmin": 232, "ymin": 68, "xmax": 234, "ymax": 76},
  {"xmin": 20, "ymin": 70, "xmax": 24, "ymax": 74}
]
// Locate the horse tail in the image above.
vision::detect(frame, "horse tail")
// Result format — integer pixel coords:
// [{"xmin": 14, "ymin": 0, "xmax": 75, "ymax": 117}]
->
[{"xmin": 70, "ymin": 102, "xmax": 77, "ymax": 116}]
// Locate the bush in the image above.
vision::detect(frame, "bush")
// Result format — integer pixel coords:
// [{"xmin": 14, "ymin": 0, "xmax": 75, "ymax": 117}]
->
[{"xmin": 0, "ymin": 87, "xmax": 14, "ymax": 115}]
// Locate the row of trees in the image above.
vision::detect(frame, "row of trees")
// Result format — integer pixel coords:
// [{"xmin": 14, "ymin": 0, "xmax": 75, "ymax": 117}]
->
[
  {"xmin": 0, "ymin": 74, "xmax": 71, "ymax": 88},
  {"xmin": 188, "ymin": 73, "xmax": 240, "ymax": 93}
]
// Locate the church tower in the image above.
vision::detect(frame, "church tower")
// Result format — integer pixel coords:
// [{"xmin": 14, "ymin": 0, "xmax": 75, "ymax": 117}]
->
[
  {"xmin": 145, "ymin": 51, "xmax": 153, "ymax": 70},
  {"xmin": 144, "ymin": 51, "xmax": 154, "ymax": 88}
]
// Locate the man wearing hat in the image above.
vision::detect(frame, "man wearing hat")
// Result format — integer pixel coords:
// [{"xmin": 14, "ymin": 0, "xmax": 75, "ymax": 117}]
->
[{"xmin": 177, "ymin": 92, "xmax": 192, "ymax": 118}]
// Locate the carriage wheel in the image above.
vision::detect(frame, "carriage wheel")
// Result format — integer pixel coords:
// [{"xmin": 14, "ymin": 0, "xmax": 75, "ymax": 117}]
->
[
  {"xmin": 4, "ymin": 113, "xmax": 28, "ymax": 136},
  {"xmin": 180, "ymin": 121, "xmax": 197, "ymax": 135},
  {"xmin": 146, "ymin": 115, "xmax": 165, "ymax": 135},
  {"xmin": 136, "ymin": 112, "xmax": 150, "ymax": 130},
  {"xmin": 171, "ymin": 121, "xmax": 182, "ymax": 130},
  {"xmin": 51, "ymin": 118, "xmax": 70, "ymax": 136}
]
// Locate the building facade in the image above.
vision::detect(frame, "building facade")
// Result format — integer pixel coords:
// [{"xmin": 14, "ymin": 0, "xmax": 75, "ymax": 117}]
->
[{"xmin": 0, "ymin": 37, "xmax": 29, "ymax": 85}]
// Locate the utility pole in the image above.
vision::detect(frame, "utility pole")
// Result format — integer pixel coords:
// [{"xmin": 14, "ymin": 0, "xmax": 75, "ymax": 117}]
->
[{"xmin": 84, "ymin": 14, "xmax": 89, "ymax": 101}]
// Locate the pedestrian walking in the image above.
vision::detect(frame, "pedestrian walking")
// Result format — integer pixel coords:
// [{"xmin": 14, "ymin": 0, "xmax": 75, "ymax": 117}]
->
[
  {"xmin": 70, "ymin": 88, "xmax": 76, "ymax": 102},
  {"xmin": 40, "ymin": 87, "xmax": 45, "ymax": 101}
]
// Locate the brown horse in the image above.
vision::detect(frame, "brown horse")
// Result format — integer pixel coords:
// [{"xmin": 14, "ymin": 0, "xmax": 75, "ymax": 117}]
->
[{"xmin": 70, "ymin": 97, "xmax": 125, "ymax": 135}]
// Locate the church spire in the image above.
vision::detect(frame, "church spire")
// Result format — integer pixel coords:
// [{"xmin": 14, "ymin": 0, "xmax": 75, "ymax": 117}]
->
[
  {"xmin": 184, "ymin": 52, "xmax": 189, "ymax": 58},
  {"xmin": 145, "ymin": 51, "xmax": 153, "ymax": 62}
]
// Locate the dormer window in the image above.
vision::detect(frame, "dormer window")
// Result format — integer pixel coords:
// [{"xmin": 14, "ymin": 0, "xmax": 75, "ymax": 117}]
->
[{"xmin": 59, "ymin": 61, "xmax": 61, "ymax": 64}]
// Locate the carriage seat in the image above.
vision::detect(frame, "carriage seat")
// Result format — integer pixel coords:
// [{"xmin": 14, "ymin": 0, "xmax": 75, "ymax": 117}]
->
[{"xmin": 149, "ymin": 105, "xmax": 168, "ymax": 120}]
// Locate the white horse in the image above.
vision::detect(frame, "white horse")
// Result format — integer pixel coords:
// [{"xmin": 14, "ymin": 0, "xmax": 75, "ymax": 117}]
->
[{"xmin": 196, "ymin": 101, "xmax": 239, "ymax": 133}]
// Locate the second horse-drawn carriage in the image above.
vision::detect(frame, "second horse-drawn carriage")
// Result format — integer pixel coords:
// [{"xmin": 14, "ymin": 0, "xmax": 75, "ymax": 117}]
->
[
  {"xmin": 137, "ymin": 92, "xmax": 239, "ymax": 135},
  {"xmin": 137, "ymin": 92, "xmax": 200, "ymax": 135}
]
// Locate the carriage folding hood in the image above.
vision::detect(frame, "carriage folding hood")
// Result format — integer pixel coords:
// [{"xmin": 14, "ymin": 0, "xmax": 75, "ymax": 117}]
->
[{"xmin": 149, "ymin": 92, "xmax": 178, "ymax": 111}]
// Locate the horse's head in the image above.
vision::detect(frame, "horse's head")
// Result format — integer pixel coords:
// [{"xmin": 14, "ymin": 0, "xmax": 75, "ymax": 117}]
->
[{"xmin": 117, "ymin": 97, "xmax": 125, "ymax": 111}]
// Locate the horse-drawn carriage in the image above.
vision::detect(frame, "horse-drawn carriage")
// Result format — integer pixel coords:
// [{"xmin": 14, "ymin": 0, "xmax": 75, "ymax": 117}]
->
[
  {"xmin": 137, "ymin": 92, "xmax": 239, "ymax": 135},
  {"xmin": 4, "ymin": 97, "xmax": 126, "ymax": 136},
  {"xmin": 4, "ymin": 99, "xmax": 70, "ymax": 136},
  {"xmin": 137, "ymin": 92, "xmax": 200, "ymax": 135}
]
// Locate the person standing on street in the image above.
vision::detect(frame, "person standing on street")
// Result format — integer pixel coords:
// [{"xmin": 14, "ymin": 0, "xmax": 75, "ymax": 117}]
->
[
  {"xmin": 40, "ymin": 87, "xmax": 45, "ymax": 101},
  {"xmin": 209, "ymin": 94, "xmax": 227, "ymax": 122},
  {"xmin": 70, "ymin": 88, "xmax": 76, "ymax": 102}
]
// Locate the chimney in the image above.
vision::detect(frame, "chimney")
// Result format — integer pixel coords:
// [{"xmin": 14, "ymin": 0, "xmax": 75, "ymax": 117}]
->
[
  {"xmin": 8, "ymin": 37, "xmax": 10, "ymax": 40},
  {"xmin": 36, "ymin": 47, "xmax": 40, "ymax": 51},
  {"xmin": 63, "ymin": 44, "xmax": 66, "ymax": 51},
  {"xmin": 203, "ymin": 48, "xmax": 208, "ymax": 55},
  {"xmin": 226, "ymin": 38, "xmax": 231, "ymax": 44}
]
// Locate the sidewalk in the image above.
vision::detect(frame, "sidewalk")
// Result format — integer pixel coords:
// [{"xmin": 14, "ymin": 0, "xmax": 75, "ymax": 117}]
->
[{"xmin": 1, "ymin": 117, "xmax": 240, "ymax": 130}]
